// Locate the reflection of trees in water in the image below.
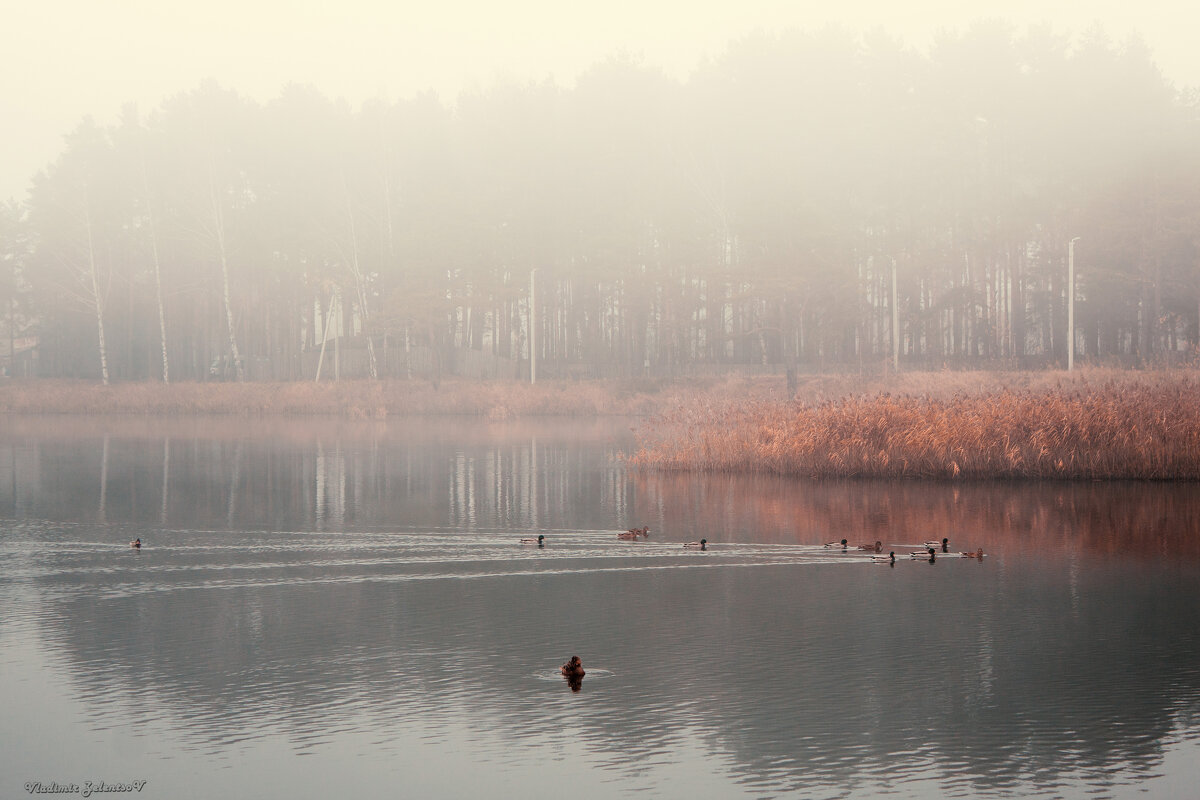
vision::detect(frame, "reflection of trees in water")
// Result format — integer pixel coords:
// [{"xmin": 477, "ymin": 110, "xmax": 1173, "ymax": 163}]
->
[
  {"xmin": 0, "ymin": 418, "xmax": 632, "ymax": 532},
  {"xmin": 713, "ymin": 566, "xmax": 1197, "ymax": 794},
  {"xmin": 11, "ymin": 416, "xmax": 1196, "ymax": 559},
  {"xmin": 8, "ymin": 419, "xmax": 1200, "ymax": 790},
  {"xmin": 637, "ymin": 472, "xmax": 1200, "ymax": 559},
  {"xmin": 38, "ymin": 545, "xmax": 1200, "ymax": 791}
]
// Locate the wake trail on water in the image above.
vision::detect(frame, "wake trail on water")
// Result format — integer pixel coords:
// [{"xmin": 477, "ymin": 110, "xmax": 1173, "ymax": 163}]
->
[{"xmin": 4, "ymin": 523, "xmax": 984, "ymax": 601}]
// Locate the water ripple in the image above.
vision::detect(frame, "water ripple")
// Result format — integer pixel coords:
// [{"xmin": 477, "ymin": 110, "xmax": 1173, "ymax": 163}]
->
[{"xmin": 4, "ymin": 499, "xmax": 1200, "ymax": 798}]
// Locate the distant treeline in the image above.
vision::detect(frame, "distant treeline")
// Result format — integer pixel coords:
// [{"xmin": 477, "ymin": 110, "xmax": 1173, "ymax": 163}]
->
[{"xmin": 2, "ymin": 23, "xmax": 1198, "ymax": 382}]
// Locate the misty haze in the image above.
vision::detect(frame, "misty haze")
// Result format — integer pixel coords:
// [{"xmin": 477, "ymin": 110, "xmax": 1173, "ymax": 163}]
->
[{"xmin": 2, "ymin": 10, "xmax": 1200, "ymax": 800}]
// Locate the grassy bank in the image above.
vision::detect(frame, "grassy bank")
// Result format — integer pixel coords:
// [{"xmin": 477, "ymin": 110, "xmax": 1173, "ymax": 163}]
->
[
  {"xmin": 8, "ymin": 371, "xmax": 1200, "ymax": 481},
  {"xmin": 0, "ymin": 376, "xmax": 785, "ymax": 418},
  {"xmin": 629, "ymin": 369, "xmax": 1200, "ymax": 480}
]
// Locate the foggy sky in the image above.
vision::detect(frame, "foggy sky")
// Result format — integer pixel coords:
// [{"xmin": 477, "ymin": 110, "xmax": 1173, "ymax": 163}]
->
[{"xmin": 4, "ymin": 0, "xmax": 1199, "ymax": 203}]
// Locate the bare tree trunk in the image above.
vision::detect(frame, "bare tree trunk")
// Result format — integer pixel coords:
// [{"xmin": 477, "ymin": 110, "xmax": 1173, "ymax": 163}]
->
[
  {"xmin": 84, "ymin": 204, "xmax": 110, "ymax": 385},
  {"xmin": 342, "ymin": 173, "xmax": 377, "ymax": 378},
  {"xmin": 1011, "ymin": 242, "xmax": 1025, "ymax": 361},
  {"xmin": 141, "ymin": 162, "xmax": 170, "ymax": 383},
  {"xmin": 210, "ymin": 172, "xmax": 243, "ymax": 380},
  {"xmin": 315, "ymin": 292, "xmax": 336, "ymax": 383},
  {"xmin": 382, "ymin": 123, "xmax": 397, "ymax": 378},
  {"xmin": 9, "ymin": 243, "xmax": 15, "ymax": 376}
]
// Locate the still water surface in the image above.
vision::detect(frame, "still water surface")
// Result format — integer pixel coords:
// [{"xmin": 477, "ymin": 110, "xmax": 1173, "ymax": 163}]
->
[{"xmin": 1, "ymin": 416, "xmax": 1199, "ymax": 799}]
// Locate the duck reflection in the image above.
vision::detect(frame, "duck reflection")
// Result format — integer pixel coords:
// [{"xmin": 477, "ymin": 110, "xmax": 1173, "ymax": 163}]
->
[
  {"xmin": 562, "ymin": 655, "xmax": 586, "ymax": 692},
  {"xmin": 9, "ymin": 420, "xmax": 1200, "ymax": 795}
]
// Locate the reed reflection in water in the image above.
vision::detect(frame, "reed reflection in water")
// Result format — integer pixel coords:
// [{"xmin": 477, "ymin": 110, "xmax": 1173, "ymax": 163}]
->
[{"xmin": 1, "ymin": 416, "xmax": 1198, "ymax": 799}]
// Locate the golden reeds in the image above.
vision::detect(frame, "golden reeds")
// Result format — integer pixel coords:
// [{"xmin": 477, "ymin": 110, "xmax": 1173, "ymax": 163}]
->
[{"xmin": 630, "ymin": 371, "xmax": 1200, "ymax": 480}]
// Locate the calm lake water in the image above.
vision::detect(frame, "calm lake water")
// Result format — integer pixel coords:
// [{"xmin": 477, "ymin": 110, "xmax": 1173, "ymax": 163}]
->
[{"xmin": 1, "ymin": 415, "xmax": 1199, "ymax": 799}]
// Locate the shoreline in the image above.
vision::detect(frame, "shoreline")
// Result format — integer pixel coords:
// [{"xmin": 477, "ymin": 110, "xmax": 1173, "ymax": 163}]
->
[
  {"xmin": 0, "ymin": 376, "xmax": 722, "ymax": 418},
  {"xmin": 8, "ymin": 370, "xmax": 1200, "ymax": 481},
  {"xmin": 0, "ymin": 369, "xmax": 1125, "ymax": 418}
]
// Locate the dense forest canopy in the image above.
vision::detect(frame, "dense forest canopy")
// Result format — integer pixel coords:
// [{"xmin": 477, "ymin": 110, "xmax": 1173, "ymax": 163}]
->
[{"xmin": 3, "ymin": 23, "xmax": 1199, "ymax": 382}]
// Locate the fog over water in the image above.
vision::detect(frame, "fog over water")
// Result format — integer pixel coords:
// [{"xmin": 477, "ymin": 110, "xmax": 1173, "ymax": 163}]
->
[{"xmin": 4, "ymin": 4, "xmax": 1200, "ymax": 796}]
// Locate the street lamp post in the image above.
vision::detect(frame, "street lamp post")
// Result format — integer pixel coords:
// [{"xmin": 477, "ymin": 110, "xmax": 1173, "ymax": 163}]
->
[
  {"xmin": 1068, "ymin": 237, "xmax": 1080, "ymax": 371},
  {"xmin": 892, "ymin": 258, "xmax": 899, "ymax": 372}
]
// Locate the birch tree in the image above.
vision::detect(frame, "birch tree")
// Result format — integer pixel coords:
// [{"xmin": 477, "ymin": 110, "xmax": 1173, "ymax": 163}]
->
[
  {"xmin": 209, "ymin": 168, "xmax": 243, "ymax": 380},
  {"xmin": 82, "ymin": 202, "xmax": 110, "ymax": 384},
  {"xmin": 342, "ymin": 171, "xmax": 377, "ymax": 378}
]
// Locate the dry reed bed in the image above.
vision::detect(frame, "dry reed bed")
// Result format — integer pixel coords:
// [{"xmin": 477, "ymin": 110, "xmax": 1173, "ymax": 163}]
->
[{"xmin": 630, "ymin": 373, "xmax": 1200, "ymax": 480}]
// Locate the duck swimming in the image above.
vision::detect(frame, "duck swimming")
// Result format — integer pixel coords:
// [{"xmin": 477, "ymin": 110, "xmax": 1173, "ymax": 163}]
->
[
  {"xmin": 625, "ymin": 525, "xmax": 649, "ymax": 537},
  {"xmin": 561, "ymin": 655, "xmax": 585, "ymax": 678},
  {"xmin": 129, "ymin": 538, "xmax": 141, "ymax": 548},
  {"xmin": 858, "ymin": 540, "xmax": 883, "ymax": 552},
  {"xmin": 520, "ymin": 535, "xmax": 545, "ymax": 546},
  {"xmin": 871, "ymin": 551, "xmax": 896, "ymax": 563},
  {"xmin": 960, "ymin": 548, "xmax": 985, "ymax": 559},
  {"xmin": 683, "ymin": 539, "xmax": 707, "ymax": 550},
  {"xmin": 924, "ymin": 537, "xmax": 950, "ymax": 552},
  {"xmin": 910, "ymin": 547, "xmax": 936, "ymax": 560},
  {"xmin": 824, "ymin": 538, "xmax": 848, "ymax": 549},
  {"xmin": 617, "ymin": 531, "xmax": 640, "ymax": 540}
]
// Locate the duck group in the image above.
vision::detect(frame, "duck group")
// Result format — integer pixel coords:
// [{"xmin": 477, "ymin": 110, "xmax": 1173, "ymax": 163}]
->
[
  {"xmin": 899, "ymin": 540, "xmax": 986, "ymax": 561},
  {"xmin": 814, "ymin": 534, "xmax": 987, "ymax": 563},
  {"xmin": 523, "ymin": 526, "xmax": 661, "ymax": 545}
]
